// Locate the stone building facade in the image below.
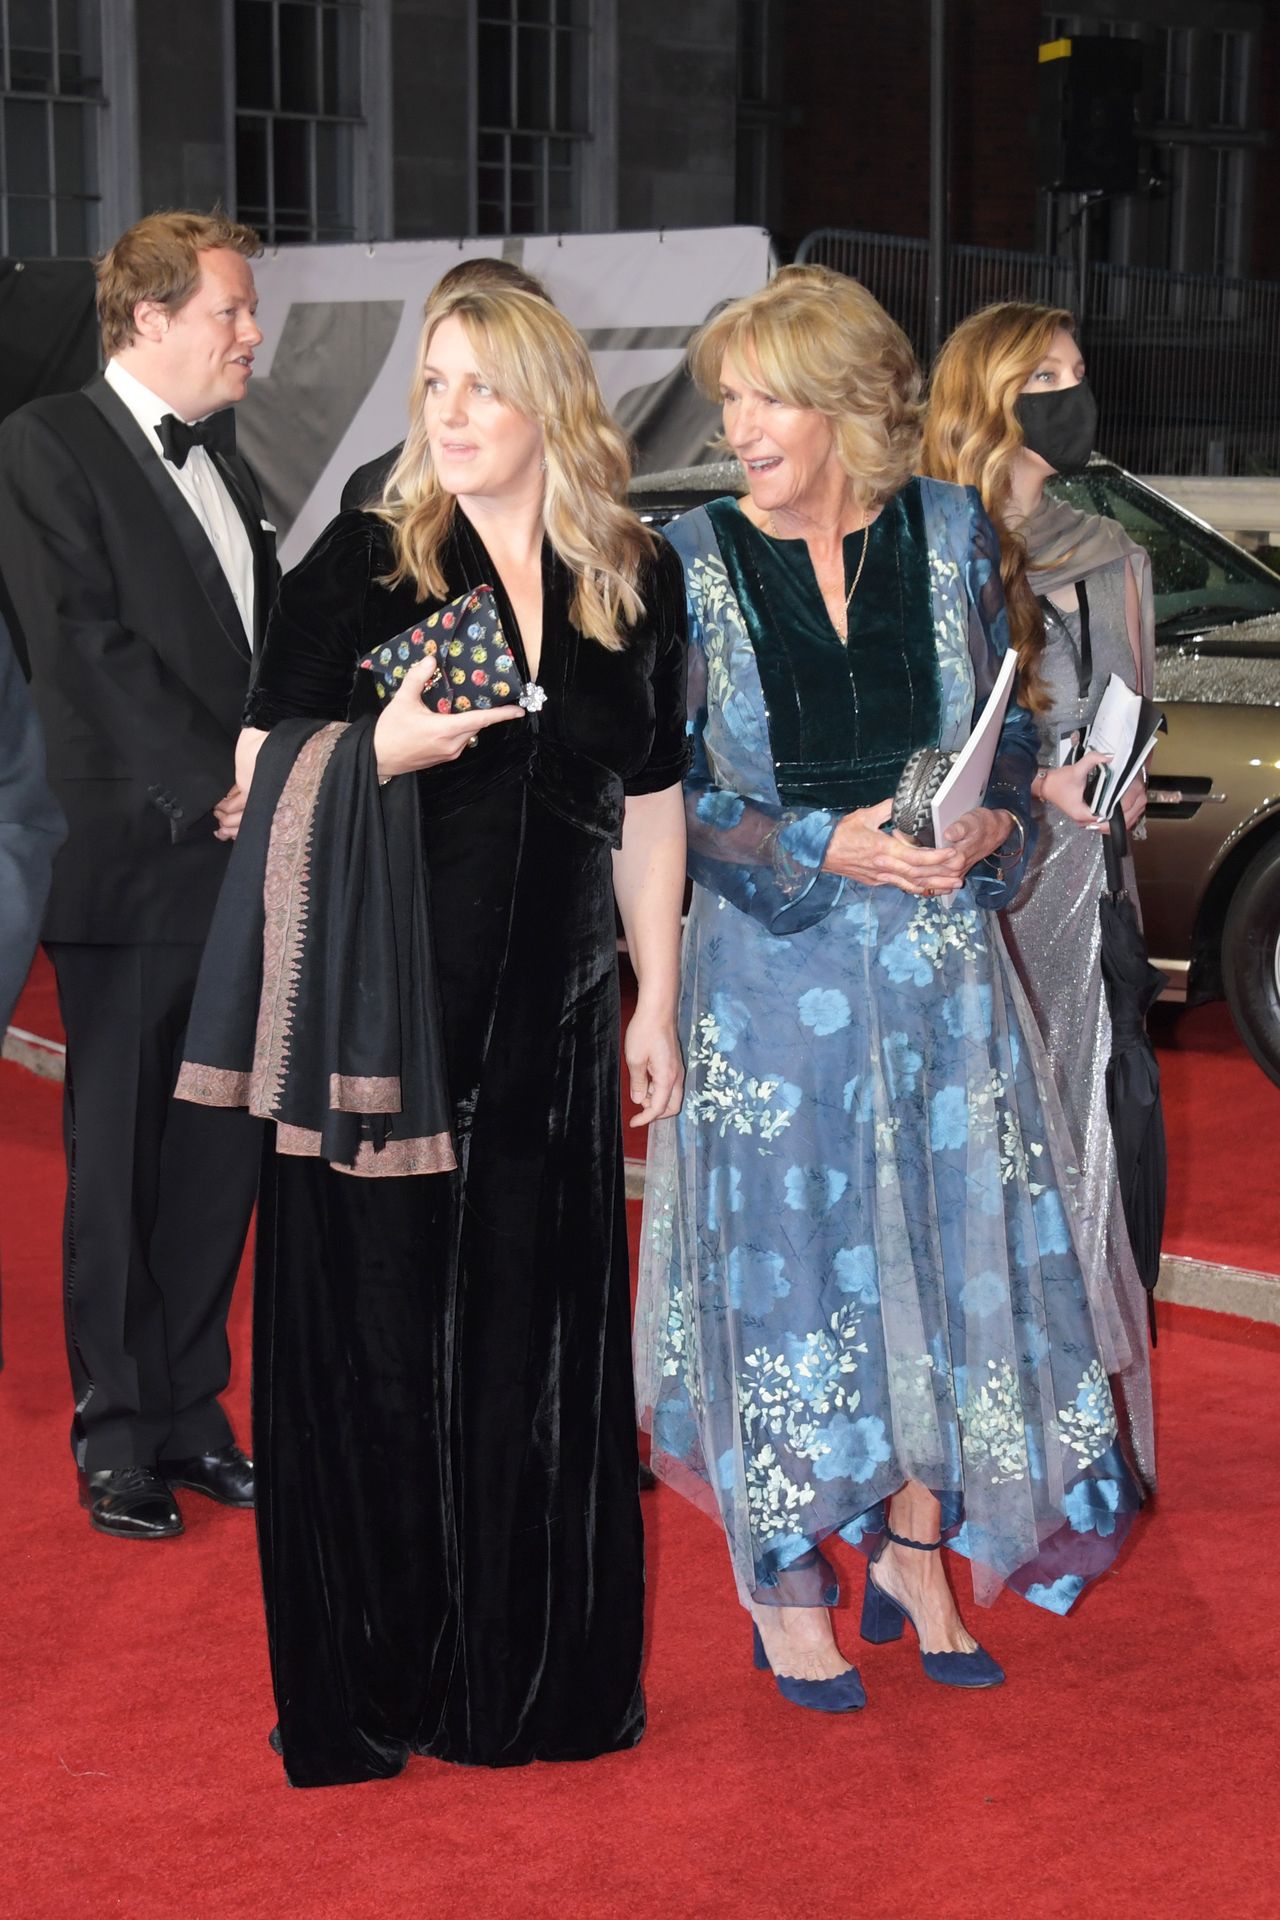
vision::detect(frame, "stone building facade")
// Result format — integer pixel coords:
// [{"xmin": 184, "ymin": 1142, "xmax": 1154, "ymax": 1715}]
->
[{"xmin": 0, "ymin": 1, "xmax": 1274, "ymax": 280}]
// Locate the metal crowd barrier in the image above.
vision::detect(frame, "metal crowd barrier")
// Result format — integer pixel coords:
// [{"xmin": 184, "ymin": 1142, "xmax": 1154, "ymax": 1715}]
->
[{"xmin": 795, "ymin": 227, "xmax": 1280, "ymax": 478}]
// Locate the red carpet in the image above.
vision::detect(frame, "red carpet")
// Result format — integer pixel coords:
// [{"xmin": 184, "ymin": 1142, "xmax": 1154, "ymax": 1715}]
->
[
  {"xmin": 7, "ymin": 947, "xmax": 59, "ymax": 1042},
  {"xmin": 1149, "ymin": 1001, "xmax": 1280, "ymax": 1272},
  {"xmin": 12, "ymin": 952, "xmax": 1280, "ymax": 1273},
  {"xmin": 0, "ymin": 1058, "xmax": 1277, "ymax": 1919}
]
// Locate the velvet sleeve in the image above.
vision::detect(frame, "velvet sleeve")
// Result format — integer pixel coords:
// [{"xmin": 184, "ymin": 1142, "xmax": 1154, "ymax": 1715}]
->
[
  {"xmin": 672, "ymin": 526, "xmax": 846, "ymax": 936},
  {"xmin": 961, "ymin": 492, "xmax": 1039, "ymax": 910},
  {"xmin": 623, "ymin": 540, "xmax": 694, "ymax": 797},
  {"xmin": 243, "ymin": 512, "xmax": 377, "ymax": 728}
]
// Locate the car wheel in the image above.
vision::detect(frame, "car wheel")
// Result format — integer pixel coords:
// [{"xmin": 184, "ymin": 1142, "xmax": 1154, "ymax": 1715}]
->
[{"xmin": 1221, "ymin": 834, "xmax": 1280, "ymax": 1088}]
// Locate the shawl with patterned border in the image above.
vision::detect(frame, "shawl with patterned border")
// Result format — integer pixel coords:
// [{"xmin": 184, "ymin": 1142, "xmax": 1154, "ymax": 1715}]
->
[{"xmin": 176, "ymin": 715, "xmax": 456, "ymax": 1177}]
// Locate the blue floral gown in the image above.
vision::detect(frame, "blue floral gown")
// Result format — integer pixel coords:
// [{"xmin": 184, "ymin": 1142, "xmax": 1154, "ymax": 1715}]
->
[{"xmin": 635, "ymin": 479, "xmax": 1144, "ymax": 1617}]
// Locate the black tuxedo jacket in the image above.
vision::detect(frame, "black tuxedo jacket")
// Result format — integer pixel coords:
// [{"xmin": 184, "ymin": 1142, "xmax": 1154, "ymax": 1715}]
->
[{"xmin": 0, "ymin": 374, "xmax": 277, "ymax": 943}]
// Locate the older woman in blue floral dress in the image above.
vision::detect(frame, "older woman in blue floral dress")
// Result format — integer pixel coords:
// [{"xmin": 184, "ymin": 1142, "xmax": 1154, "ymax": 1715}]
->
[{"xmin": 635, "ymin": 266, "xmax": 1142, "ymax": 1712}]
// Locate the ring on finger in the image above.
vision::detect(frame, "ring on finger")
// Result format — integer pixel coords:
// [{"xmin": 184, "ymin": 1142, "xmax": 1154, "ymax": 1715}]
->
[{"xmin": 466, "ymin": 734, "xmax": 479, "ymax": 750}]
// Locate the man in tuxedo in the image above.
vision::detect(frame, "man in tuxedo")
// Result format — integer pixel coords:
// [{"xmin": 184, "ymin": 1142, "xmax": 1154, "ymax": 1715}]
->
[
  {"xmin": 0, "ymin": 211, "xmax": 275, "ymax": 1538},
  {"xmin": 340, "ymin": 256, "xmax": 552, "ymax": 512}
]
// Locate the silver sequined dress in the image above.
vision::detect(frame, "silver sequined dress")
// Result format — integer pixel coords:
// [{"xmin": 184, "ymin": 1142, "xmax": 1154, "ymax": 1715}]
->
[{"xmin": 1001, "ymin": 559, "xmax": 1156, "ymax": 1487}]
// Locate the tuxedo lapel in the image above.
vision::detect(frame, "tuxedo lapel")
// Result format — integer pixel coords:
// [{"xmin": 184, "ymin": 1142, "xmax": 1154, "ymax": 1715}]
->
[
  {"xmin": 213, "ymin": 448, "xmax": 277, "ymax": 649},
  {"xmin": 85, "ymin": 377, "xmax": 252, "ymax": 663}
]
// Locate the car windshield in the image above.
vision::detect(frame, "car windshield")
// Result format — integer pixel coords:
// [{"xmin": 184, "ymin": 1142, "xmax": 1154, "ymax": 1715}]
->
[{"xmin": 1047, "ymin": 468, "xmax": 1280, "ymax": 642}]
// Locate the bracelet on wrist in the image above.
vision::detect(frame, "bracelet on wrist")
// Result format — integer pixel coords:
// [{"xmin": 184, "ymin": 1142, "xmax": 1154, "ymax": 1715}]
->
[{"xmin": 994, "ymin": 811, "xmax": 1025, "ymax": 875}]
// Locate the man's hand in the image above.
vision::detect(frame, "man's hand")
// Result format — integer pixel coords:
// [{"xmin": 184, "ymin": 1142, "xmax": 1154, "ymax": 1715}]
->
[
  {"xmin": 213, "ymin": 784, "xmax": 246, "ymax": 843},
  {"xmin": 235, "ymin": 725, "xmax": 269, "ymax": 800}
]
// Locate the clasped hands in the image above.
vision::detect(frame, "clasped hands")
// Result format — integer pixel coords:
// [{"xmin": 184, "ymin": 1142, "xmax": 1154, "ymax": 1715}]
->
[{"xmin": 820, "ymin": 797, "xmax": 1014, "ymax": 894}]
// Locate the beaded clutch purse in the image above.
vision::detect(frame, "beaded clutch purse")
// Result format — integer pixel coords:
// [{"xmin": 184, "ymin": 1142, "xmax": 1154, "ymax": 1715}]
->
[{"xmin": 360, "ymin": 585, "xmax": 543, "ymax": 715}]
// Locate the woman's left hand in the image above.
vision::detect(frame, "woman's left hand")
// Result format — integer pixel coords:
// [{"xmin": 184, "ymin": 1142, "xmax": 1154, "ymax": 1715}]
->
[
  {"xmin": 942, "ymin": 806, "xmax": 1016, "ymax": 877},
  {"xmin": 623, "ymin": 1008, "xmax": 684, "ymax": 1126}
]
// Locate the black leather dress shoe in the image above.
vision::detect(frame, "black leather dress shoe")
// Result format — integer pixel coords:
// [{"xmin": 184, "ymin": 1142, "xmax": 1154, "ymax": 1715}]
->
[
  {"xmin": 157, "ymin": 1443, "xmax": 255, "ymax": 1508},
  {"xmin": 78, "ymin": 1466, "xmax": 183, "ymax": 1540}
]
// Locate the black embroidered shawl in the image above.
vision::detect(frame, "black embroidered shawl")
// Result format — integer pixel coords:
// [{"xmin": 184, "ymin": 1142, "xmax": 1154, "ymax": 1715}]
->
[{"xmin": 176, "ymin": 716, "xmax": 455, "ymax": 1177}]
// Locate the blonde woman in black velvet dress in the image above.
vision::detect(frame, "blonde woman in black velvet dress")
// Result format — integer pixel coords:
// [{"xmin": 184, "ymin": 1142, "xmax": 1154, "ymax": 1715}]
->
[{"xmin": 221, "ymin": 285, "xmax": 690, "ymax": 1785}]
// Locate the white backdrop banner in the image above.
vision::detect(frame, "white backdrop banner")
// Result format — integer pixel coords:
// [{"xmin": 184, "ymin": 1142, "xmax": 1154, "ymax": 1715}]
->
[{"xmin": 238, "ymin": 226, "xmax": 772, "ymax": 569}]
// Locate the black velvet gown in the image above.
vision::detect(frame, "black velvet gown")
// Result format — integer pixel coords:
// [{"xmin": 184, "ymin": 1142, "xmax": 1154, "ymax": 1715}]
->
[{"xmin": 243, "ymin": 509, "xmax": 689, "ymax": 1787}]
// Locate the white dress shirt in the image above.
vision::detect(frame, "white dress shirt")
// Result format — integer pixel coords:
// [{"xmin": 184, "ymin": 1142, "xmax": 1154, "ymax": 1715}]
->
[{"xmin": 105, "ymin": 358, "xmax": 256, "ymax": 648}]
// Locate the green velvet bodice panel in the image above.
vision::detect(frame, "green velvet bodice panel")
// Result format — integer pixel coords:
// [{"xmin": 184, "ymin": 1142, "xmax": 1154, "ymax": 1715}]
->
[{"xmin": 705, "ymin": 482, "xmax": 941, "ymax": 812}]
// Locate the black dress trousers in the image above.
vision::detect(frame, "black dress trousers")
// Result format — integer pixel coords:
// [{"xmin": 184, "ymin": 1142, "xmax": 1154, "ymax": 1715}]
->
[{"xmin": 47, "ymin": 942, "xmax": 262, "ymax": 1470}]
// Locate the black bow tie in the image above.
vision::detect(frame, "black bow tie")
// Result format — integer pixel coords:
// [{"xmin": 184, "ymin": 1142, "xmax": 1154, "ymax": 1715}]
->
[{"xmin": 158, "ymin": 408, "xmax": 237, "ymax": 469}]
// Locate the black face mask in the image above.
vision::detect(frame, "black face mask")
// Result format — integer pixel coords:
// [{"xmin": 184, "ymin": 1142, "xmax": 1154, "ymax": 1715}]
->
[{"xmin": 1014, "ymin": 379, "xmax": 1098, "ymax": 475}]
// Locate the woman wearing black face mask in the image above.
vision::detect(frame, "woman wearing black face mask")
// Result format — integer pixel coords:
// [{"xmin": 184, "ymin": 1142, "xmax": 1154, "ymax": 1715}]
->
[{"xmin": 923, "ymin": 302, "xmax": 1156, "ymax": 1495}]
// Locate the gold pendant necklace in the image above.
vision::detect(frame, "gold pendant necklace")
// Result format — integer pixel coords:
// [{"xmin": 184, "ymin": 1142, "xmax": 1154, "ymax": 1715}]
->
[
  {"xmin": 842, "ymin": 523, "xmax": 871, "ymax": 620},
  {"xmin": 769, "ymin": 512, "xmax": 871, "ymax": 641}
]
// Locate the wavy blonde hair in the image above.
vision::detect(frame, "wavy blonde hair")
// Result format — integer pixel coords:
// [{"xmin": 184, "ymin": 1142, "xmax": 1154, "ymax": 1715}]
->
[
  {"xmin": 922, "ymin": 302, "xmax": 1076, "ymax": 713},
  {"xmin": 688, "ymin": 264, "xmax": 922, "ymax": 512},
  {"xmin": 377, "ymin": 286, "xmax": 654, "ymax": 648}
]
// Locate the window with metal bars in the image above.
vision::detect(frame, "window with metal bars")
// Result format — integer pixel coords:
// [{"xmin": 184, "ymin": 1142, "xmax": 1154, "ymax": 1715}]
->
[
  {"xmin": 233, "ymin": 0, "xmax": 364, "ymax": 244},
  {"xmin": 1040, "ymin": 12, "xmax": 1259, "ymax": 278},
  {"xmin": 1152, "ymin": 21, "xmax": 1254, "ymax": 277},
  {"xmin": 0, "ymin": 0, "xmax": 102, "ymax": 257},
  {"xmin": 475, "ymin": 0, "xmax": 589, "ymax": 236}
]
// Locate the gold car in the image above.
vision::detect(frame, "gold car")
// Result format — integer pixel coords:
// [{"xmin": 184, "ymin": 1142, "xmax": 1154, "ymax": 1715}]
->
[{"xmin": 633, "ymin": 461, "xmax": 1280, "ymax": 1085}]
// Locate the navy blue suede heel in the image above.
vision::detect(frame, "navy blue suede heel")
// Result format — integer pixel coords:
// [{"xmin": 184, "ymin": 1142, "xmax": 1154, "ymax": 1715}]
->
[
  {"xmin": 860, "ymin": 1528, "xmax": 1004, "ymax": 1688},
  {"xmin": 751, "ymin": 1622, "xmax": 867, "ymax": 1713}
]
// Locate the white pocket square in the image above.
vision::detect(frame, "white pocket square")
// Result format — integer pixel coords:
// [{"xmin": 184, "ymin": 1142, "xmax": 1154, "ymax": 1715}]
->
[{"xmin": 261, "ymin": 519, "xmax": 276, "ymax": 534}]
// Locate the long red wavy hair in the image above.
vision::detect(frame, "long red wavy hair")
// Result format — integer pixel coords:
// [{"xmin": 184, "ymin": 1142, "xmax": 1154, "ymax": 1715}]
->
[{"xmin": 922, "ymin": 302, "xmax": 1077, "ymax": 714}]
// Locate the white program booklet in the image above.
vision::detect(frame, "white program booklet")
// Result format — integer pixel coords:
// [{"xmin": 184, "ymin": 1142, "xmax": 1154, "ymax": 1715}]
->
[
  {"xmin": 1082, "ymin": 672, "xmax": 1141, "ymax": 816},
  {"xmin": 930, "ymin": 645, "xmax": 1019, "ymax": 847},
  {"xmin": 1108, "ymin": 729, "xmax": 1161, "ymax": 812},
  {"xmin": 1081, "ymin": 672, "xmax": 1164, "ymax": 817}
]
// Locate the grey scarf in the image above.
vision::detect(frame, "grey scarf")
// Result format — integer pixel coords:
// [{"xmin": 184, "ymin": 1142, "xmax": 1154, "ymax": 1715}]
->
[{"xmin": 1022, "ymin": 495, "xmax": 1156, "ymax": 699}]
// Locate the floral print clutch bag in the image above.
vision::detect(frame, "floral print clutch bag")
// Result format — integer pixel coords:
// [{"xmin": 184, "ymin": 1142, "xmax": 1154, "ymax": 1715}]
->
[{"xmin": 360, "ymin": 585, "xmax": 542, "ymax": 715}]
